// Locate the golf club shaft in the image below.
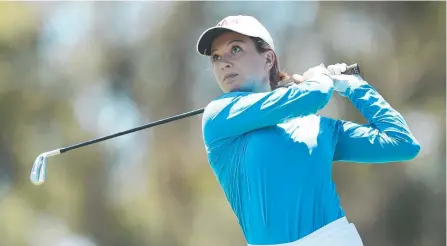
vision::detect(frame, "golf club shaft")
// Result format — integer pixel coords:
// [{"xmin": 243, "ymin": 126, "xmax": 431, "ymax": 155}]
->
[
  {"xmin": 50, "ymin": 63, "xmax": 361, "ymax": 155},
  {"xmin": 59, "ymin": 108, "xmax": 205, "ymax": 154}
]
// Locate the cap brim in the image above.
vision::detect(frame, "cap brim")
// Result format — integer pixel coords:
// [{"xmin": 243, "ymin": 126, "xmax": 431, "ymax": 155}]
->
[
  {"xmin": 196, "ymin": 27, "xmax": 233, "ymax": 56},
  {"xmin": 196, "ymin": 25, "xmax": 270, "ymax": 56}
]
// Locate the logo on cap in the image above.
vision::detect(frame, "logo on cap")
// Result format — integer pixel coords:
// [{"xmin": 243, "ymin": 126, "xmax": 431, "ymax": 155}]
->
[{"xmin": 216, "ymin": 16, "xmax": 241, "ymax": 27}]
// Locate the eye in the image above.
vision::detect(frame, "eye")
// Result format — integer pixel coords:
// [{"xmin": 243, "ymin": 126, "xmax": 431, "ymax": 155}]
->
[
  {"xmin": 231, "ymin": 46, "xmax": 242, "ymax": 54},
  {"xmin": 211, "ymin": 54, "xmax": 221, "ymax": 62}
]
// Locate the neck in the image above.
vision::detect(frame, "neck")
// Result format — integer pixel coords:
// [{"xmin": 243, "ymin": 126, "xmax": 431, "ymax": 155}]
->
[
  {"xmin": 254, "ymin": 82, "xmax": 272, "ymax": 93},
  {"xmin": 241, "ymin": 78, "xmax": 271, "ymax": 93}
]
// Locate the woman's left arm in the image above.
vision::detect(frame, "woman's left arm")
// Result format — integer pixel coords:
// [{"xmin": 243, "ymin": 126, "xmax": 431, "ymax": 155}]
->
[{"xmin": 332, "ymin": 75, "xmax": 421, "ymax": 163}]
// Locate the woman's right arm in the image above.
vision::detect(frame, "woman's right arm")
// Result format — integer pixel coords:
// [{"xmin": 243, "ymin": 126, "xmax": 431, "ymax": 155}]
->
[{"xmin": 202, "ymin": 74, "xmax": 334, "ymax": 144}]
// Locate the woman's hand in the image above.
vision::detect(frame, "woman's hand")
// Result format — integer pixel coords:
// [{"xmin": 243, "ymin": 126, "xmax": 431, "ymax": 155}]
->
[
  {"xmin": 277, "ymin": 64, "xmax": 332, "ymax": 88},
  {"xmin": 328, "ymin": 63, "xmax": 368, "ymax": 97},
  {"xmin": 301, "ymin": 63, "xmax": 331, "ymax": 81}
]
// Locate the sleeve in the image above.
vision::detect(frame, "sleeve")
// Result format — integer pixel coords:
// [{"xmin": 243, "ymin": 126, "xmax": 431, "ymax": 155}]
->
[
  {"xmin": 333, "ymin": 83, "xmax": 421, "ymax": 163},
  {"xmin": 202, "ymin": 75, "xmax": 334, "ymax": 145}
]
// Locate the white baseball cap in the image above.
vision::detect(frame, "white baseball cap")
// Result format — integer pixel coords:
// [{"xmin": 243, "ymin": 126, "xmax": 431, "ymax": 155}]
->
[{"xmin": 196, "ymin": 15, "xmax": 275, "ymax": 56}]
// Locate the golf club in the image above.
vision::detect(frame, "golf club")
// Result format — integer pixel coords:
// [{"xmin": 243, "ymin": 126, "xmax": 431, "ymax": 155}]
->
[{"xmin": 30, "ymin": 63, "xmax": 360, "ymax": 185}]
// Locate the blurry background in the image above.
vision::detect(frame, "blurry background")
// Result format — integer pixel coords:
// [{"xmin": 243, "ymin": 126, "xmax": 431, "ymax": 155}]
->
[{"xmin": 0, "ymin": 2, "xmax": 445, "ymax": 246}]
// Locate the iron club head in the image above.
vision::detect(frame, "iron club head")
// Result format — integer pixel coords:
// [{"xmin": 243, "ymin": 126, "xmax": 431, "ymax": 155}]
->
[
  {"xmin": 30, "ymin": 153, "xmax": 48, "ymax": 185},
  {"xmin": 30, "ymin": 149, "xmax": 61, "ymax": 185}
]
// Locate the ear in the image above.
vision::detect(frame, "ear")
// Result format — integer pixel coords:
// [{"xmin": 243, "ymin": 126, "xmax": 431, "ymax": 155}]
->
[{"xmin": 264, "ymin": 50, "xmax": 275, "ymax": 71}]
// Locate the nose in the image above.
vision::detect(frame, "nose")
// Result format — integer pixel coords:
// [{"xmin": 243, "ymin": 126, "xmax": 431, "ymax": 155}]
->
[
  {"xmin": 221, "ymin": 63, "xmax": 231, "ymax": 70},
  {"xmin": 218, "ymin": 56, "xmax": 232, "ymax": 70}
]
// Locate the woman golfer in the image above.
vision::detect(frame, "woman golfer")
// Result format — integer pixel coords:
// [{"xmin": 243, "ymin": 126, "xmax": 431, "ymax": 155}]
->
[{"xmin": 197, "ymin": 15, "xmax": 420, "ymax": 246}]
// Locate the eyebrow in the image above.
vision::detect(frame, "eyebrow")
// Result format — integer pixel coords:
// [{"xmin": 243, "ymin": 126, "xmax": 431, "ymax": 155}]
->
[{"xmin": 211, "ymin": 39, "xmax": 245, "ymax": 54}]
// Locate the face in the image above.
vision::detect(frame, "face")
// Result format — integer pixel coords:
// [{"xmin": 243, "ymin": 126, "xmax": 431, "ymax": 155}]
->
[{"xmin": 210, "ymin": 32, "xmax": 274, "ymax": 93}]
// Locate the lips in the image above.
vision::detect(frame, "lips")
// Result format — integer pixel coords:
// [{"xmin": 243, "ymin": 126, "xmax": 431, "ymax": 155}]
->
[{"xmin": 223, "ymin": 73, "xmax": 238, "ymax": 81}]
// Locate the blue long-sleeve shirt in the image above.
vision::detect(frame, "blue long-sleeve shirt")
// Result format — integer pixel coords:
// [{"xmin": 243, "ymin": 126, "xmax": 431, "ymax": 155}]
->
[{"xmin": 201, "ymin": 75, "xmax": 420, "ymax": 245}]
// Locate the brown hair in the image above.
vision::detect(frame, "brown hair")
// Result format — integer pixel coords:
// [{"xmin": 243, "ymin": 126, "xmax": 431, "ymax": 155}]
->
[{"xmin": 249, "ymin": 37, "xmax": 291, "ymax": 90}]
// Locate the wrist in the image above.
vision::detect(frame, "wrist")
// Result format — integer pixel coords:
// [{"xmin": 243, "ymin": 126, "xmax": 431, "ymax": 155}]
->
[
  {"xmin": 306, "ymin": 74, "xmax": 334, "ymax": 87},
  {"xmin": 345, "ymin": 80, "xmax": 369, "ymax": 96},
  {"xmin": 348, "ymin": 79, "xmax": 368, "ymax": 90}
]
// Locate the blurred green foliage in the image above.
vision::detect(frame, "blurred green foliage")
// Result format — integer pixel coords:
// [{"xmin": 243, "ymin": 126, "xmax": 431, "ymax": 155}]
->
[{"xmin": 0, "ymin": 2, "xmax": 444, "ymax": 246}]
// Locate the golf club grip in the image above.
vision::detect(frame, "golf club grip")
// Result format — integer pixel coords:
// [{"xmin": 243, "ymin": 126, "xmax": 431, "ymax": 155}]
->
[{"xmin": 343, "ymin": 63, "xmax": 360, "ymax": 75}]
